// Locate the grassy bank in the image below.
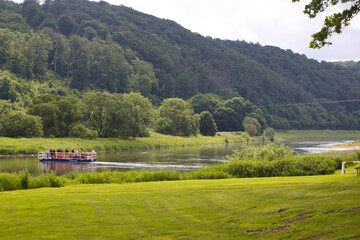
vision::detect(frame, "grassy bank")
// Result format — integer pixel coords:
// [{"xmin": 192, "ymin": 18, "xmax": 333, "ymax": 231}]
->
[
  {"xmin": 275, "ymin": 130, "xmax": 360, "ymax": 140},
  {"xmin": 2, "ymin": 148, "xmax": 359, "ymax": 191},
  {"xmin": 1, "ymin": 170, "xmax": 360, "ymax": 239},
  {"xmin": 0, "ymin": 132, "xmax": 254, "ymax": 155}
]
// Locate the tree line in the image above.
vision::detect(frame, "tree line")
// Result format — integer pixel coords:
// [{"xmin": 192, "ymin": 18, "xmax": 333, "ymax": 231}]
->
[
  {"xmin": 0, "ymin": 90, "xmax": 272, "ymax": 139},
  {"xmin": 0, "ymin": 0, "xmax": 359, "ymax": 130}
]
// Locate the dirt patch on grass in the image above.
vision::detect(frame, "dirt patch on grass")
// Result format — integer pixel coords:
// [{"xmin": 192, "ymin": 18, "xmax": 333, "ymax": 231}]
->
[
  {"xmin": 286, "ymin": 215, "xmax": 310, "ymax": 224},
  {"xmin": 248, "ymin": 215, "xmax": 311, "ymax": 235},
  {"xmin": 326, "ymin": 207, "xmax": 360, "ymax": 214},
  {"xmin": 300, "ymin": 232, "xmax": 335, "ymax": 240},
  {"xmin": 267, "ymin": 208, "xmax": 287, "ymax": 215}
]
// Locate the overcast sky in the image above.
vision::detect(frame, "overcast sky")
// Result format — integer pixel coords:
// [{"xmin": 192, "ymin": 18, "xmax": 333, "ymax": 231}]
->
[{"xmin": 15, "ymin": 0, "xmax": 360, "ymax": 61}]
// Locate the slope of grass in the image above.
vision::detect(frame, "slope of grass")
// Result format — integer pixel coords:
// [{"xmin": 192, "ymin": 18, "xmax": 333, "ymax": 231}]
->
[
  {"xmin": 0, "ymin": 132, "xmax": 253, "ymax": 155},
  {"xmin": 0, "ymin": 169, "xmax": 360, "ymax": 239}
]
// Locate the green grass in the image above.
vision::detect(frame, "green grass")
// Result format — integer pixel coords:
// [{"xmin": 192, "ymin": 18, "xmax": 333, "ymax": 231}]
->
[
  {"xmin": 0, "ymin": 168, "xmax": 360, "ymax": 239},
  {"xmin": 275, "ymin": 130, "xmax": 360, "ymax": 140},
  {"xmin": 0, "ymin": 132, "xmax": 254, "ymax": 155}
]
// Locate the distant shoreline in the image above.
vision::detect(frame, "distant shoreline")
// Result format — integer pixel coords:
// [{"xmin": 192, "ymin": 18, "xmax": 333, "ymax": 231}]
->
[{"xmin": 324, "ymin": 141, "xmax": 360, "ymax": 150}]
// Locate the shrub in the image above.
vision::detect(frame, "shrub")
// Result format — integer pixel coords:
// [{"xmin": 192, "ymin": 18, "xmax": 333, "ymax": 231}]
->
[
  {"xmin": 69, "ymin": 123, "xmax": 98, "ymax": 139},
  {"xmin": 263, "ymin": 128, "xmax": 275, "ymax": 141},
  {"xmin": 0, "ymin": 111, "xmax": 43, "ymax": 137},
  {"xmin": 154, "ymin": 98, "xmax": 199, "ymax": 136},
  {"xmin": 199, "ymin": 111, "xmax": 218, "ymax": 136},
  {"xmin": 243, "ymin": 117, "xmax": 261, "ymax": 135},
  {"xmin": 244, "ymin": 123, "xmax": 257, "ymax": 137},
  {"xmin": 226, "ymin": 143, "xmax": 294, "ymax": 162}
]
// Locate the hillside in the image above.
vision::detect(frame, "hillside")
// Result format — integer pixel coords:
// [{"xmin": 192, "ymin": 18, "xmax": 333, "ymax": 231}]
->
[
  {"xmin": 332, "ymin": 60, "xmax": 360, "ymax": 74},
  {"xmin": 0, "ymin": 0, "xmax": 359, "ymax": 130}
]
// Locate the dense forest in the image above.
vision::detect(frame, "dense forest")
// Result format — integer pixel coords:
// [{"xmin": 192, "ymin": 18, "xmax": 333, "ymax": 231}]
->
[{"xmin": 0, "ymin": 0, "xmax": 359, "ymax": 135}]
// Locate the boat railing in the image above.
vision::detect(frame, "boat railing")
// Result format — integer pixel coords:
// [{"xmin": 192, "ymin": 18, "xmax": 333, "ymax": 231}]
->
[{"xmin": 38, "ymin": 151, "xmax": 97, "ymax": 160}]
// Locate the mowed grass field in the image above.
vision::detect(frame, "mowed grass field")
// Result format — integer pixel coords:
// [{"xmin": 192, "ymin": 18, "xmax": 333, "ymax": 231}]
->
[{"xmin": 1, "ymin": 168, "xmax": 360, "ymax": 239}]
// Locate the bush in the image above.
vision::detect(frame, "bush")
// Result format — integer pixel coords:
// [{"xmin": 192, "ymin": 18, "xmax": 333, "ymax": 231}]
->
[
  {"xmin": 226, "ymin": 143, "xmax": 294, "ymax": 162},
  {"xmin": 244, "ymin": 123, "xmax": 257, "ymax": 137},
  {"xmin": 0, "ymin": 111, "xmax": 43, "ymax": 137},
  {"xmin": 154, "ymin": 98, "xmax": 199, "ymax": 136},
  {"xmin": 243, "ymin": 117, "xmax": 261, "ymax": 135},
  {"xmin": 69, "ymin": 123, "xmax": 98, "ymax": 139},
  {"xmin": 263, "ymin": 128, "xmax": 275, "ymax": 141},
  {"xmin": 199, "ymin": 111, "xmax": 217, "ymax": 136}
]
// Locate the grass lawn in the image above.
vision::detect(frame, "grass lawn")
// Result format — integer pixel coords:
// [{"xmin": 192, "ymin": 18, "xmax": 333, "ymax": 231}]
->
[{"xmin": 1, "ymin": 167, "xmax": 360, "ymax": 239}]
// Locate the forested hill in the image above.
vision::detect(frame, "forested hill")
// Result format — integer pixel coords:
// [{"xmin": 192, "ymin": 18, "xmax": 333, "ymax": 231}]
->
[{"xmin": 0, "ymin": 0, "xmax": 359, "ymax": 130}]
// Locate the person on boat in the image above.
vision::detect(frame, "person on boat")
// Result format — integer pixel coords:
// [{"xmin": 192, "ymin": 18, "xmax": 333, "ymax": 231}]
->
[
  {"xmin": 46, "ymin": 149, "xmax": 49, "ymax": 158},
  {"xmin": 65, "ymin": 149, "xmax": 69, "ymax": 153}
]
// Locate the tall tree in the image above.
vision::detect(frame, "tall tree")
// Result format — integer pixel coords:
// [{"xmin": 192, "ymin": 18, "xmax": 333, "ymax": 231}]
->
[{"xmin": 155, "ymin": 98, "xmax": 199, "ymax": 136}]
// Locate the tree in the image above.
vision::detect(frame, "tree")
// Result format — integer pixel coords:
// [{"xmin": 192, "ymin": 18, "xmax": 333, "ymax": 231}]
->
[
  {"xmin": 292, "ymin": 0, "xmax": 360, "ymax": 48},
  {"xmin": 189, "ymin": 93, "xmax": 222, "ymax": 114},
  {"xmin": 155, "ymin": 98, "xmax": 199, "ymax": 136},
  {"xmin": 263, "ymin": 127, "xmax": 275, "ymax": 141},
  {"xmin": 243, "ymin": 117, "xmax": 261, "ymax": 136},
  {"xmin": 81, "ymin": 91, "xmax": 153, "ymax": 138},
  {"xmin": 244, "ymin": 123, "xmax": 257, "ymax": 137},
  {"xmin": 213, "ymin": 107, "xmax": 238, "ymax": 131},
  {"xmin": 0, "ymin": 111, "xmax": 43, "ymax": 137},
  {"xmin": 27, "ymin": 94, "xmax": 81, "ymax": 137},
  {"xmin": 199, "ymin": 111, "xmax": 217, "ymax": 136}
]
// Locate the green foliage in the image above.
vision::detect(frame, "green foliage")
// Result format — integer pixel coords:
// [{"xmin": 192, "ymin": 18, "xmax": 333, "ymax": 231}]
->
[
  {"xmin": 69, "ymin": 123, "xmax": 97, "ymax": 139},
  {"xmin": 243, "ymin": 116, "xmax": 261, "ymax": 135},
  {"xmin": 154, "ymin": 98, "xmax": 199, "ymax": 136},
  {"xmin": 292, "ymin": 0, "xmax": 360, "ymax": 48},
  {"xmin": 220, "ymin": 156, "xmax": 337, "ymax": 178},
  {"xmin": 81, "ymin": 92, "xmax": 153, "ymax": 138},
  {"xmin": 263, "ymin": 127, "xmax": 275, "ymax": 141},
  {"xmin": 226, "ymin": 143, "xmax": 294, "ymax": 162},
  {"xmin": 0, "ymin": 171, "xmax": 65, "ymax": 191},
  {"xmin": 189, "ymin": 93, "xmax": 222, "ymax": 114},
  {"xmin": 0, "ymin": 0, "xmax": 357, "ymax": 131},
  {"xmin": 27, "ymin": 94, "xmax": 81, "ymax": 137},
  {"xmin": 0, "ymin": 111, "xmax": 43, "ymax": 137},
  {"xmin": 199, "ymin": 111, "xmax": 217, "ymax": 136},
  {"xmin": 244, "ymin": 123, "xmax": 257, "ymax": 137}
]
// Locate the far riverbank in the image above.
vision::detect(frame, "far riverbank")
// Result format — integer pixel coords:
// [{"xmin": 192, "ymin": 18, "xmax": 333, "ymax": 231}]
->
[{"xmin": 0, "ymin": 132, "xmax": 256, "ymax": 156}]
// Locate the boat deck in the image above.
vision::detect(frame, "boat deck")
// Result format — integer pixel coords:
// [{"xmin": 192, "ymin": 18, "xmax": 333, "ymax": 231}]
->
[{"xmin": 38, "ymin": 152, "xmax": 97, "ymax": 162}]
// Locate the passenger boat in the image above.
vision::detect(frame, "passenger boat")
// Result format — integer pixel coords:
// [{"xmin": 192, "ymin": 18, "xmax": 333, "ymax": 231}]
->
[{"xmin": 38, "ymin": 151, "xmax": 97, "ymax": 162}]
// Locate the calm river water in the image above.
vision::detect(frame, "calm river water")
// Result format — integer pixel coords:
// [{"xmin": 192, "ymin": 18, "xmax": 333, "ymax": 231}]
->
[{"xmin": 0, "ymin": 139, "xmax": 358, "ymax": 175}]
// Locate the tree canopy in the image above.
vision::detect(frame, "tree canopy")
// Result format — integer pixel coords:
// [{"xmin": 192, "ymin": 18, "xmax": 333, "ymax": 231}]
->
[
  {"xmin": 0, "ymin": 0, "xmax": 358, "ymax": 132},
  {"xmin": 292, "ymin": 0, "xmax": 360, "ymax": 48}
]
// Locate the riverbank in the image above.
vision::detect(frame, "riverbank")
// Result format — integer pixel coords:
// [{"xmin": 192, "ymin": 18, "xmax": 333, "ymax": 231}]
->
[
  {"xmin": 1, "ymin": 170, "xmax": 359, "ymax": 239},
  {"xmin": 0, "ymin": 132, "xmax": 256, "ymax": 156},
  {"xmin": 324, "ymin": 140, "xmax": 360, "ymax": 150},
  {"xmin": 275, "ymin": 130, "xmax": 360, "ymax": 140}
]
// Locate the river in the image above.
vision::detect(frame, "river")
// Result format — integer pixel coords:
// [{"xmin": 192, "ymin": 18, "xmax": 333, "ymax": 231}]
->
[{"xmin": 0, "ymin": 139, "xmax": 358, "ymax": 175}]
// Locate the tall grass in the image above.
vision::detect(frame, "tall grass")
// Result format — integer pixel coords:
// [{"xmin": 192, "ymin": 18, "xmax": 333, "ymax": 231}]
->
[
  {"xmin": 1, "ymin": 153, "xmax": 355, "ymax": 192},
  {"xmin": 0, "ymin": 171, "xmax": 66, "ymax": 191}
]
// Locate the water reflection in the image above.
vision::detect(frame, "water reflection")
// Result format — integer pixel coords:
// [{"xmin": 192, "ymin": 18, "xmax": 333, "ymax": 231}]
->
[{"xmin": 38, "ymin": 161, "xmax": 97, "ymax": 175}]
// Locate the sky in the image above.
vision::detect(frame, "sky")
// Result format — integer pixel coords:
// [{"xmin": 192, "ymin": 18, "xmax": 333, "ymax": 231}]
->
[{"xmin": 14, "ymin": 0, "xmax": 360, "ymax": 61}]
